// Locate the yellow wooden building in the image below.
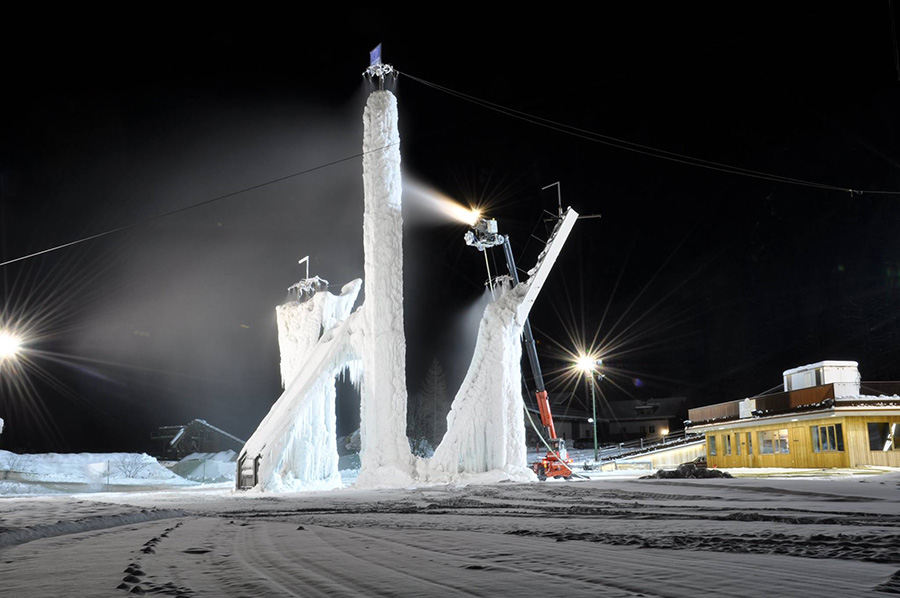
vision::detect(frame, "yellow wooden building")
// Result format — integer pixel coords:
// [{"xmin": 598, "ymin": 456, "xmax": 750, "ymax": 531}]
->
[{"xmin": 686, "ymin": 361, "xmax": 900, "ymax": 469}]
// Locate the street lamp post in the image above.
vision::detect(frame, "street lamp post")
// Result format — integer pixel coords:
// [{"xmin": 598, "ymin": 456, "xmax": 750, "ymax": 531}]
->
[
  {"xmin": 577, "ymin": 355, "xmax": 603, "ymax": 463},
  {"xmin": 589, "ymin": 374, "xmax": 598, "ymax": 462}
]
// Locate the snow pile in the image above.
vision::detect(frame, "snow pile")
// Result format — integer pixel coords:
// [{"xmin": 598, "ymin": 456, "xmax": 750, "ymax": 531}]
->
[
  {"xmin": 0, "ymin": 450, "xmax": 189, "ymax": 494},
  {"xmin": 338, "ymin": 429, "xmax": 361, "ymax": 454},
  {"xmin": 240, "ymin": 281, "xmax": 363, "ymax": 492},
  {"xmin": 169, "ymin": 450, "xmax": 238, "ymax": 483},
  {"xmin": 424, "ymin": 280, "xmax": 534, "ymax": 483},
  {"xmin": 276, "ymin": 279, "xmax": 360, "ymax": 387},
  {"xmin": 356, "ymin": 90, "xmax": 414, "ymax": 487},
  {"xmin": 642, "ymin": 464, "xmax": 734, "ymax": 479},
  {"xmin": 0, "ymin": 508, "xmax": 185, "ymax": 549}
]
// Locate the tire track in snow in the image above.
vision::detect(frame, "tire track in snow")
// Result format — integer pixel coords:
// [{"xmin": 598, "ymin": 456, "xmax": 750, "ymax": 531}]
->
[
  {"xmin": 230, "ymin": 521, "xmax": 336, "ymax": 597},
  {"xmin": 230, "ymin": 520, "xmax": 490, "ymax": 597},
  {"xmin": 507, "ymin": 528, "xmax": 900, "ymax": 563},
  {"xmin": 332, "ymin": 526, "xmax": 669, "ymax": 598},
  {"xmin": 0, "ymin": 508, "xmax": 186, "ymax": 549}
]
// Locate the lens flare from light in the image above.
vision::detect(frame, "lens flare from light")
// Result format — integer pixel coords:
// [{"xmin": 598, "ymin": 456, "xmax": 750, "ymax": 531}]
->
[
  {"xmin": 0, "ymin": 331, "xmax": 22, "ymax": 359},
  {"xmin": 441, "ymin": 201, "xmax": 479, "ymax": 226},
  {"xmin": 575, "ymin": 354, "xmax": 594, "ymax": 372},
  {"xmin": 575, "ymin": 354, "xmax": 602, "ymax": 373}
]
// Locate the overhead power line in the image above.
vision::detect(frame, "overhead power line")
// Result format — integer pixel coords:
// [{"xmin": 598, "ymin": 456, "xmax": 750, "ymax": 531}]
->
[
  {"xmin": 400, "ymin": 71, "xmax": 900, "ymax": 197},
  {"xmin": 891, "ymin": 0, "xmax": 900, "ymax": 82},
  {"xmin": 4, "ymin": 69, "xmax": 899, "ymax": 270},
  {"xmin": 0, "ymin": 149, "xmax": 386, "ymax": 269}
]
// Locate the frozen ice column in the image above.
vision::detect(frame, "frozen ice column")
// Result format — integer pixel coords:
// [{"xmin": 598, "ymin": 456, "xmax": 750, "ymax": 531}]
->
[{"xmin": 357, "ymin": 90, "xmax": 414, "ymax": 484}]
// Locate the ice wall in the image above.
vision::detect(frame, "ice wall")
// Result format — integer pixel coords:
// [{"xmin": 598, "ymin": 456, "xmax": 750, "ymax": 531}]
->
[
  {"xmin": 240, "ymin": 281, "xmax": 362, "ymax": 491},
  {"xmin": 357, "ymin": 90, "xmax": 414, "ymax": 486},
  {"xmin": 422, "ymin": 208, "xmax": 579, "ymax": 483},
  {"xmin": 424, "ymin": 280, "xmax": 534, "ymax": 482},
  {"xmin": 276, "ymin": 281, "xmax": 360, "ymax": 387}
]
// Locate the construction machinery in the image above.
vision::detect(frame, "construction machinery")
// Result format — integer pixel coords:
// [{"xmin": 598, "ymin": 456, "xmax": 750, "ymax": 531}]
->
[{"xmin": 465, "ymin": 214, "xmax": 574, "ymax": 480}]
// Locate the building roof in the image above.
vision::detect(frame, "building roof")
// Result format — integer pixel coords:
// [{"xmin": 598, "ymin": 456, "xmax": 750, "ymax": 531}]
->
[
  {"xmin": 686, "ymin": 386, "xmax": 900, "ymax": 432},
  {"xmin": 153, "ymin": 419, "xmax": 245, "ymax": 447}
]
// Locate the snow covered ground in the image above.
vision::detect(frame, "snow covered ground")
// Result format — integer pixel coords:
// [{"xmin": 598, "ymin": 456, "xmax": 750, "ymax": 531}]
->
[
  {"xmin": 0, "ymin": 450, "xmax": 196, "ymax": 495},
  {"xmin": 1, "ymin": 468, "xmax": 898, "ymax": 596}
]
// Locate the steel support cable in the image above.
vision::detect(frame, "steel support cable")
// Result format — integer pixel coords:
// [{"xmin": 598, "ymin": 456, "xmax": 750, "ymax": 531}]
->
[
  {"xmin": 891, "ymin": 0, "xmax": 900, "ymax": 82},
  {"xmin": 0, "ymin": 147, "xmax": 394, "ymax": 269},
  {"xmin": 401, "ymin": 71, "xmax": 900, "ymax": 196},
  {"xmin": 522, "ymin": 379, "xmax": 589, "ymax": 480}
]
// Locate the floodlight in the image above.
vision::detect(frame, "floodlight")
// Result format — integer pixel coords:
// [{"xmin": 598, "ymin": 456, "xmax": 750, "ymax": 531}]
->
[{"xmin": 0, "ymin": 332, "xmax": 22, "ymax": 360}]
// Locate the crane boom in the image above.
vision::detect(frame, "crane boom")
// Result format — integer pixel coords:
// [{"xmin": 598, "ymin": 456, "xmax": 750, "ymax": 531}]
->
[{"xmin": 500, "ymin": 235, "xmax": 557, "ymax": 438}]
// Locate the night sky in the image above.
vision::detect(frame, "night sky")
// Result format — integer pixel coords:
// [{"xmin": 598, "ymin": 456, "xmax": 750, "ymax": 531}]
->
[{"xmin": 2, "ymin": 6, "xmax": 900, "ymax": 453}]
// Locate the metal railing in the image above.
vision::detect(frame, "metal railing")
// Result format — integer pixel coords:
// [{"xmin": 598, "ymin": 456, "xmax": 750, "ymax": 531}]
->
[{"xmin": 582, "ymin": 430, "xmax": 703, "ymax": 463}]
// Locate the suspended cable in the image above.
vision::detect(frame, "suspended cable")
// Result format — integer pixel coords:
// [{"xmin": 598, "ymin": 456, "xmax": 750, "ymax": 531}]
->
[
  {"xmin": 7, "ymin": 66, "xmax": 898, "ymax": 270},
  {"xmin": 400, "ymin": 71, "xmax": 900, "ymax": 196},
  {"xmin": 0, "ymin": 145, "xmax": 396, "ymax": 269},
  {"xmin": 891, "ymin": 0, "xmax": 900, "ymax": 82}
]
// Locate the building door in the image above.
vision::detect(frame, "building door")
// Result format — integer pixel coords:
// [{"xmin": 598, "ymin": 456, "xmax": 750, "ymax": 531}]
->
[
  {"xmin": 747, "ymin": 432, "xmax": 755, "ymax": 468},
  {"xmin": 791, "ymin": 431, "xmax": 802, "ymax": 467}
]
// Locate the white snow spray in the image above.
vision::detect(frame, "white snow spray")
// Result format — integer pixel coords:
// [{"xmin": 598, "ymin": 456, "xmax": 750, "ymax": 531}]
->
[{"xmin": 403, "ymin": 177, "xmax": 479, "ymax": 226}]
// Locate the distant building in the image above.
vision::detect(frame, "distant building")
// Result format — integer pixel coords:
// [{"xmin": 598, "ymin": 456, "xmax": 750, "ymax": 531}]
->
[
  {"xmin": 686, "ymin": 361, "xmax": 900, "ymax": 468},
  {"xmin": 601, "ymin": 397, "xmax": 687, "ymax": 442},
  {"xmin": 151, "ymin": 419, "xmax": 245, "ymax": 461},
  {"xmin": 526, "ymin": 393, "xmax": 687, "ymax": 445}
]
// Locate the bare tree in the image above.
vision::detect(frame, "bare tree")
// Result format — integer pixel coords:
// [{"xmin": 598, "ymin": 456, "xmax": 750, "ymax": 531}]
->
[
  {"xmin": 113, "ymin": 454, "xmax": 150, "ymax": 478},
  {"xmin": 1, "ymin": 452, "xmax": 30, "ymax": 480}
]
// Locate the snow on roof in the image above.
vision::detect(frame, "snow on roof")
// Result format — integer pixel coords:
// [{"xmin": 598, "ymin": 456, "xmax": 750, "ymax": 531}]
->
[
  {"xmin": 688, "ymin": 393, "xmax": 900, "ymax": 429},
  {"xmin": 163, "ymin": 419, "xmax": 245, "ymax": 448},
  {"xmin": 192, "ymin": 419, "xmax": 245, "ymax": 445},
  {"xmin": 169, "ymin": 427, "xmax": 185, "ymax": 447},
  {"xmin": 782, "ymin": 360, "xmax": 859, "ymax": 376}
]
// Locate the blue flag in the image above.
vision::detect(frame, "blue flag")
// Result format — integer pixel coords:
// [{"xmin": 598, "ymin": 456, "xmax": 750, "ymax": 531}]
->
[{"xmin": 370, "ymin": 44, "xmax": 382, "ymax": 66}]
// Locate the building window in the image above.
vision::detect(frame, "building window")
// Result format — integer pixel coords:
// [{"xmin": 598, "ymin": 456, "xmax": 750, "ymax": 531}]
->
[
  {"xmin": 747, "ymin": 432, "xmax": 753, "ymax": 455},
  {"xmin": 649, "ymin": 425, "xmax": 656, "ymax": 434},
  {"xmin": 868, "ymin": 422, "xmax": 899, "ymax": 451},
  {"xmin": 722, "ymin": 434, "xmax": 732, "ymax": 456},
  {"xmin": 811, "ymin": 424, "xmax": 844, "ymax": 452},
  {"xmin": 735, "ymin": 433, "xmax": 741, "ymax": 456},
  {"xmin": 776, "ymin": 429, "xmax": 790, "ymax": 454},
  {"xmin": 709, "ymin": 435, "xmax": 717, "ymax": 456},
  {"xmin": 759, "ymin": 429, "xmax": 789, "ymax": 454}
]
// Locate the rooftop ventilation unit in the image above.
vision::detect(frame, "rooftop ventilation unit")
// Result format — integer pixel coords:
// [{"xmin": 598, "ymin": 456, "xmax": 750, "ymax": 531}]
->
[{"xmin": 782, "ymin": 360, "xmax": 860, "ymax": 397}]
